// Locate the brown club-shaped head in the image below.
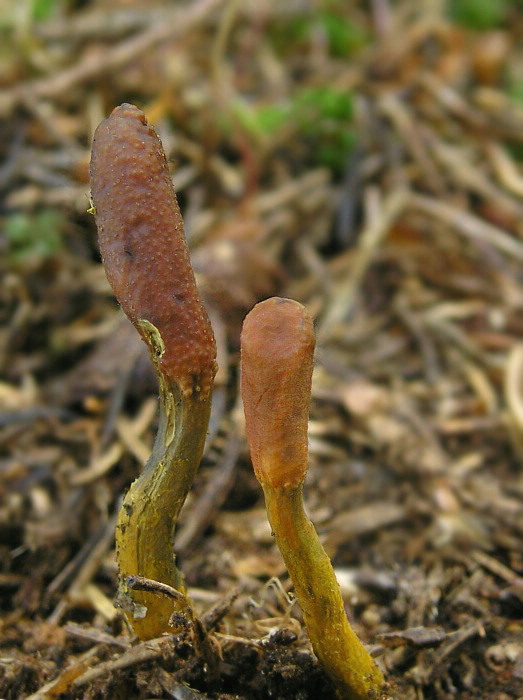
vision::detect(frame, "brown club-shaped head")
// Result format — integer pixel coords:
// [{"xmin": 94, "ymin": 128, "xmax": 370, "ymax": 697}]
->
[
  {"xmin": 90, "ymin": 103, "xmax": 216, "ymax": 398},
  {"xmin": 240, "ymin": 297, "xmax": 315, "ymax": 491}
]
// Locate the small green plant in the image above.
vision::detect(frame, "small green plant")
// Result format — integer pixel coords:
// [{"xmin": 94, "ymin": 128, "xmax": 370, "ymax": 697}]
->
[
  {"xmin": 90, "ymin": 104, "xmax": 217, "ymax": 640},
  {"xmin": 507, "ymin": 78, "xmax": 523, "ymax": 104},
  {"xmin": 31, "ymin": 0, "xmax": 62, "ymax": 22},
  {"xmin": 318, "ymin": 9, "xmax": 369, "ymax": 58},
  {"xmin": 240, "ymin": 297, "xmax": 384, "ymax": 700},
  {"xmin": 233, "ymin": 86, "xmax": 354, "ymax": 174},
  {"xmin": 294, "ymin": 86, "xmax": 355, "ymax": 173},
  {"xmin": 449, "ymin": 0, "xmax": 510, "ymax": 29},
  {"xmin": 5, "ymin": 209, "xmax": 64, "ymax": 265},
  {"xmin": 269, "ymin": 4, "xmax": 368, "ymax": 59}
]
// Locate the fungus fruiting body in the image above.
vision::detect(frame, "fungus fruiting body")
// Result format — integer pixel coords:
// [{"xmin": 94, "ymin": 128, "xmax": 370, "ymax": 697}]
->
[
  {"xmin": 90, "ymin": 104, "xmax": 217, "ymax": 639},
  {"xmin": 241, "ymin": 297, "xmax": 384, "ymax": 700}
]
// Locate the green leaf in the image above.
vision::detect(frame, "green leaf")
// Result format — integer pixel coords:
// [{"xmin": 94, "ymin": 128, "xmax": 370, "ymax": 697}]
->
[
  {"xmin": 32, "ymin": 0, "xmax": 62, "ymax": 22},
  {"xmin": 319, "ymin": 12, "xmax": 369, "ymax": 57},
  {"xmin": 450, "ymin": 0, "xmax": 509, "ymax": 29},
  {"xmin": 5, "ymin": 209, "xmax": 64, "ymax": 264}
]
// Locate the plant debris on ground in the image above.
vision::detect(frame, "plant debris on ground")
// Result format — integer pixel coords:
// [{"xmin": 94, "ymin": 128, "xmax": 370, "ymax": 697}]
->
[{"xmin": 1, "ymin": 1, "xmax": 522, "ymax": 698}]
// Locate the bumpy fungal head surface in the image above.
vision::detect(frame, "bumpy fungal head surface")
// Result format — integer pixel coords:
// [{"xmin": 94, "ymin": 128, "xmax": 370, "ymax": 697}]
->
[
  {"xmin": 240, "ymin": 297, "xmax": 315, "ymax": 490},
  {"xmin": 90, "ymin": 104, "xmax": 216, "ymax": 398}
]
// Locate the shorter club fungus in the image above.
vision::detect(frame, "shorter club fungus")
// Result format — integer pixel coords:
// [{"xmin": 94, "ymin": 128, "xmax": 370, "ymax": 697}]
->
[
  {"xmin": 90, "ymin": 104, "xmax": 217, "ymax": 640},
  {"xmin": 241, "ymin": 297, "xmax": 384, "ymax": 700}
]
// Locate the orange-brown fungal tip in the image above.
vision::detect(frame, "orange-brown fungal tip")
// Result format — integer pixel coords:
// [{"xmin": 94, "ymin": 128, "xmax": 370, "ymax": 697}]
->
[
  {"xmin": 90, "ymin": 103, "xmax": 216, "ymax": 398},
  {"xmin": 241, "ymin": 297, "xmax": 315, "ymax": 490}
]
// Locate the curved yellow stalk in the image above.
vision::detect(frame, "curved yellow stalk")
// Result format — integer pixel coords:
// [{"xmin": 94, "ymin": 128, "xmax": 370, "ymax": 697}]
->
[
  {"xmin": 263, "ymin": 485, "xmax": 383, "ymax": 699},
  {"xmin": 115, "ymin": 322, "xmax": 212, "ymax": 639}
]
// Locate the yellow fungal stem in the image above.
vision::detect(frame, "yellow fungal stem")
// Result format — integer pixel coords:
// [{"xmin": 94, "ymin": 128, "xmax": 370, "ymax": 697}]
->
[
  {"xmin": 263, "ymin": 485, "xmax": 384, "ymax": 699},
  {"xmin": 115, "ymin": 372, "xmax": 212, "ymax": 639}
]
